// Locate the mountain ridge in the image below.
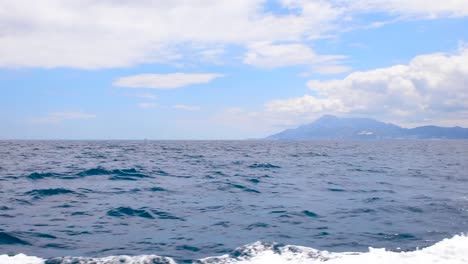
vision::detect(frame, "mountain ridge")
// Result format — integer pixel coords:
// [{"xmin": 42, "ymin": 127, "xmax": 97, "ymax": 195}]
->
[{"xmin": 267, "ymin": 115, "xmax": 468, "ymax": 140}]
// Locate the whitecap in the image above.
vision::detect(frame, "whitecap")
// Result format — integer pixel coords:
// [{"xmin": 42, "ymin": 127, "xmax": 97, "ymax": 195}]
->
[
  {"xmin": 0, "ymin": 253, "xmax": 44, "ymax": 264},
  {"xmin": 200, "ymin": 234, "xmax": 468, "ymax": 264},
  {"xmin": 1, "ymin": 234, "xmax": 466, "ymax": 264}
]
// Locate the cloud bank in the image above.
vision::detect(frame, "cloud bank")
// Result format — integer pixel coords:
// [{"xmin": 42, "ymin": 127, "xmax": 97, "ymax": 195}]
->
[
  {"xmin": 306, "ymin": 47, "xmax": 468, "ymax": 125},
  {"xmin": 1, "ymin": 1, "xmax": 465, "ymax": 70},
  {"xmin": 218, "ymin": 47, "xmax": 468, "ymax": 135},
  {"xmin": 0, "ymin": 0, "xmax": 339, "ymax": 69}
]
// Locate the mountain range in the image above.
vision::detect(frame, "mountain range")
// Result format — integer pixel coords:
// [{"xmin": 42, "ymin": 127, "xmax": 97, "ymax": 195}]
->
[{"xmin": 267, "ymin": 115, "xmax": 468, "ymax": 140}]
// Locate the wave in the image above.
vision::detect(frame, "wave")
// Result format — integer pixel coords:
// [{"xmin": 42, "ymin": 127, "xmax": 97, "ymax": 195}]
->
[
  {"xmin": 1, "ymin": 234, "xmax": 467, "ymax": 264},
  {"xmin": 27, "ymin": 172, "xmax": 63, "ymax": 180},
  {"xmin": 226, "ymin": 183, "xmax": 261, "ymax": 194},
  {"xmin": 26, "ymin": 167, "xmax": 156, "ymax": 181},
  {"xmin": 78, "ymin": 168, "xmax": 153, "ymax": 180},
  {"xmin": 0, "ymin": 232, "xmax": 30, "ymax": 245},
  {"xmin": 248, "ymin": 163, "xmax": 281, "ymax": 169},
  {"xmin": 24, "ymin": 188, "xmax": 78, "ymax": 199},
  {"xmin": 106, "ymin": 207, "xmax": 184, "ymax": 220}
]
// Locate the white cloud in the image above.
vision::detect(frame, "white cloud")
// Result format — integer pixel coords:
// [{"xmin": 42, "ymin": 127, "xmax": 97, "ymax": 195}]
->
[
  {"xmin": 215, "ymin": 47, "xmax": 468, "ymax": 135},
  {"xmin": 0, "ymin": 0, "xmax": 468, "ymax": 72},
  {"xmin": 244, "ymin": 42, "xmax": 317, "ymax": 68},
  {"xmin": 173, "ymin": 104, "xmax": 201, "ymax": 111},
  {"xmin": 214, "ymin": 96, "xmax": 350, "ymax": 136},
  {"xmin": 0, "ymin": 0, "xmax": 340, "ymax": 69},
  {"xmin": 265, "ymin": 94, "xmax": 348, "ymax": 114},
  {"xmin": 138, "ymin": 102, "xmax": 157, "ymax": 109},
  {"xmin": 305, "ymin": 47, "xmax": 468, "ymax": 126},
  {"xmin": 243, "ymin": 42, "xmax": 349, "ymax": 73},
  {"xmin": 113, "ymin": 73, "xmax": 223, "ymax": 89},
  {"xmin": 0, "ymin": 1, "xmax": 465, "ymax": 70},
  {"xmin": 31, "ymin": 112, "xmax": 96, "ymax": 123},
  {"xmin": 346, "ymin": 0, "xmax": 468, "ymax": 19}
]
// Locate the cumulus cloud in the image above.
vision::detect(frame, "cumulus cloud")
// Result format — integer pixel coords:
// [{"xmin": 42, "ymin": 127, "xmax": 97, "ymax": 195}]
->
[
  {"xmin": 216, "ymin": 47, "xmax": 468, "ymax": 135},
  {"xmin": 173, "ymin": 104, "xmax": 201, "ymax": 111},
  {"xmin": 306, "ymin": 47, "xmax": 468, "ymax": 125},
  {"xmin": 0, "ymin": 1, "xmax": 465, "ymax": 69},
  {"xmin": 0, "ymin": 0, "xmax": 339, "ymax": 69},
  {"xmin": 113, "ymin": 73, "xmax": 223, "ymax": 89},
  {"xmin": 31, "ymin": 112, "xmax": 96, "ymax": 123}
]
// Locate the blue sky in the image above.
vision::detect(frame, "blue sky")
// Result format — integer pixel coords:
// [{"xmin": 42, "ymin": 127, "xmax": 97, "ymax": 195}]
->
[{"xmin": 0, "ymin": 1, "xmax": 467, "ymax": 139}]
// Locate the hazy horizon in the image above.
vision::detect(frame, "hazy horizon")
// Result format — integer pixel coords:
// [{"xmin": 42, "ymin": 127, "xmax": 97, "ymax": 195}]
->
[{"xmin": 2, "ymin": 114, "xmax": 468, "ymax": 140}]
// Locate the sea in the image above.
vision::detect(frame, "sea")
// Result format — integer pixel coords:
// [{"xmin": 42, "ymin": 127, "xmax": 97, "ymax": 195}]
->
[{"xmin": 0, "ymin": 140, "xmax": 467, "ymax": 264}]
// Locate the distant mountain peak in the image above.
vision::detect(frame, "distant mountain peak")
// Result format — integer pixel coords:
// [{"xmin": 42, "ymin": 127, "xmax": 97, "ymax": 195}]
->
[{"xmin": 266, "ymin": 115, "xmax": 468, "ymax": 140}]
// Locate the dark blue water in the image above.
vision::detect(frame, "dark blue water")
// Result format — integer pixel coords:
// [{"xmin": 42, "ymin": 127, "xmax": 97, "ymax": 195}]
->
[{"xmin": 0, "ymin": 140, "xmax": 467, "ymax": 262}]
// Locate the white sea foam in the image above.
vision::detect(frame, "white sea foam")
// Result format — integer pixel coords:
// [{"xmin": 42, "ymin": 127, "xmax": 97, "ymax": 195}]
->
[
  {"xmin": 201, "ymin": 234, "xmax": 468, "ymax": 264},
  {"xmin": 0, "ymin": 253, "xmax": 44, "ymax": 264},
  {"xmin": 0, "ymin": 254, "xmax": 177, "ymax": 264},
  {"xmin": 1, "ymin": 234, "xmax": 467, "ymax": 264}
]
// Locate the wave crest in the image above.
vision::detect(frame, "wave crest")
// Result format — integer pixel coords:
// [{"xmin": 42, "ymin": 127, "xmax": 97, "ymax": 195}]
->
[
  {"xmin": 0, "ymin": 234, "xmax": 466, "ymax": 264},
  {"xmin": 25, "ymin": 167, "xmax": 155, "ymax": 181},
  {"xmin": 200, "ymin": 234, "xmax": 468, "ymax": 263}
]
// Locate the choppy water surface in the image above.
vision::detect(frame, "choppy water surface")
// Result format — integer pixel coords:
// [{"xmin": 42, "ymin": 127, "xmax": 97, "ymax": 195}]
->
[{"xmin": 0, "ymin": 140, "xmax": 467, "ymax": 263}]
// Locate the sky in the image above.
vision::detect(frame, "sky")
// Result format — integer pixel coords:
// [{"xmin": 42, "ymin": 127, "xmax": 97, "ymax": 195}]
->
[{"xmin": 0, "ymin": 0, "xmax": 467, "ymax": 140}]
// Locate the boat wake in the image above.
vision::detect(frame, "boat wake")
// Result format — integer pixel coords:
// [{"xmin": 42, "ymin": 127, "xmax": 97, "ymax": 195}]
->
[{"xmin": 1, "ymin": 234, "xmax": 467, "ymax": 264}]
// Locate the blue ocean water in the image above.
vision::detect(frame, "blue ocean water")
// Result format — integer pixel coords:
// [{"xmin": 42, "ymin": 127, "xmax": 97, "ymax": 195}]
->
[{"xmin": 0, "ymin": 140, "xmax": 467, "ymax": 263}]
